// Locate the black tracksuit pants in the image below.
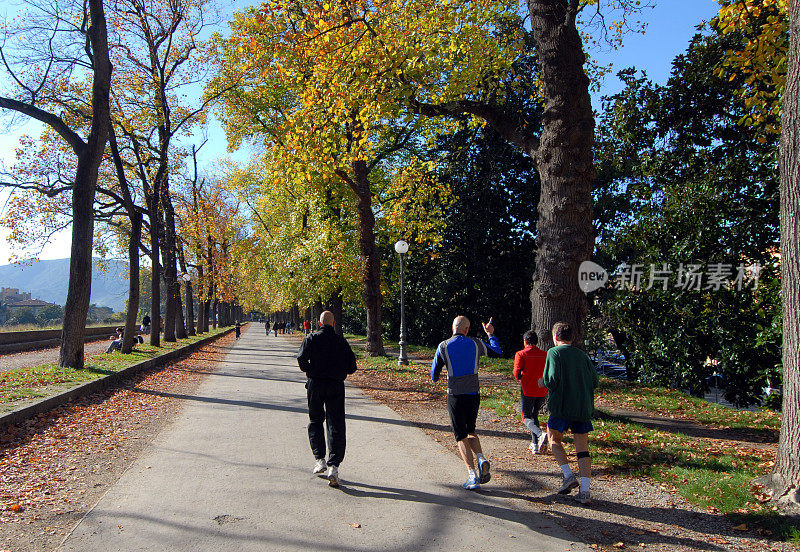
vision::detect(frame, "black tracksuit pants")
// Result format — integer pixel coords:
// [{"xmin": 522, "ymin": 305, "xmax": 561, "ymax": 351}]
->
[{"xmin": 306, "ymin": 378, "xmax": 346, "ymax": 466}]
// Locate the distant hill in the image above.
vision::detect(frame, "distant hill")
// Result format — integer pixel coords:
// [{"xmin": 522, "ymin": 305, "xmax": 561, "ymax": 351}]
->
[{"xmin": 0, "ymin": 258, "xmax": 129, "ymax": 312}]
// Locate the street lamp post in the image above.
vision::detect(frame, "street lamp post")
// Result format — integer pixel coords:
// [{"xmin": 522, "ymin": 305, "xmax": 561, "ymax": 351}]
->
[
  {"xmin": 395, "ymin": 240, "xmax": 409, "ymax": 366},
  {"xmin": 181, "ymin": 273, "xmax": 195, "ymax": 335}
]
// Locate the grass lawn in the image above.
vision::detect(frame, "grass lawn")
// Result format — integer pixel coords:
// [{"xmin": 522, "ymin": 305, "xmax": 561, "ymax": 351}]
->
[{"xmin": 0, "ymin": 328, "xmax": 229, "ymax": 406}]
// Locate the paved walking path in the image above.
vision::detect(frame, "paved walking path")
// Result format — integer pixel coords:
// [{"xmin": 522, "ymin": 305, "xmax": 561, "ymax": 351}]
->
[{"xmin": 58, "ymin": 326, "xmax": 586, "ymax": 552}]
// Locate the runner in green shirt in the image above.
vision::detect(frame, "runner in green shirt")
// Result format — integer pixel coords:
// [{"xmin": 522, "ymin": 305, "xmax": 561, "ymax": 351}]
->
[{"xmin": 540, "ymin": 322, "xmax": 598, "ymax": 505}]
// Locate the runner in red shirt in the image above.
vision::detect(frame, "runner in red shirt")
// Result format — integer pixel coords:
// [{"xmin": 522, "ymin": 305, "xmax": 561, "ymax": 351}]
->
[{"xmin": 513, "ymin": 330, "xmax": 548, "ymax": 454}]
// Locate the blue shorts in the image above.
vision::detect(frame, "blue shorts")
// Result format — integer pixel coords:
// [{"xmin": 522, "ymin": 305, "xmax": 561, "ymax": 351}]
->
[{"xmin": 547, "ymin": 415, "xmax": 593, "ymax": 435}]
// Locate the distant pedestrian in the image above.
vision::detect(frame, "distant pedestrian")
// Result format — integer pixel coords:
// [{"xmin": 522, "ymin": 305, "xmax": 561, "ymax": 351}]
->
[
  {"xmin": 141, "ymin": 313, "xmax": 151, "ymax": 335},
  {"xmin": 265, "ymin": 321, "xmax": 271, "ymax": 336},
  {"xmin": 273, "ymin": 322, "xmax": 278, "ymax": 337},
  {"xmin": 541, "ymin": 322, "xmax": 598, "ymax": 505},
  {"xmin": 235, "ymin": 321, "xmax": 242, "ymax": 339},
  {"xmin": 513, "ymin": 330, "xmax": 548, "ymax": 454},
  {"xmin": 297, "ymin": 311, "xmax": 358, "ymax": 487},
  {"xmin": 431, "ymin": 315, "xmax": 501, "ymax": 490},
  {"xmin": 303, "ymin": 319, "xmax": 311, "ymax": 335}
]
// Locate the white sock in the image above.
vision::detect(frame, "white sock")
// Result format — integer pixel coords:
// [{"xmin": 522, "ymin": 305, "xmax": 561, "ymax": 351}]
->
[
  {"xmin": 581, "ymin": 477, "xmax": 591, "ymax": 493},
  {"xmin": 476, "ymin": 453, "xmax": 485, "ymax": 463},
  {"xmin": 560, "ymin": 464, "xmax": 573, "ymax": 478},
  {"xmin": 468, "ymin": 469, "xmax": 477, "ymax": 478},
  {"xmin": 524, "ymin": 419, "xmax": 542, "ymax": 437}
]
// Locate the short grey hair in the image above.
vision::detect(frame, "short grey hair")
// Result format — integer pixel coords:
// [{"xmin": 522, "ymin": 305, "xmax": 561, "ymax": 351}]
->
[
  {"xmin": 452, "ymin": 315, "xmax": 470, "ymax": 335},
  {"xmin": 320, "ymin": 310, "xmax": 335, "ymax": 326}
]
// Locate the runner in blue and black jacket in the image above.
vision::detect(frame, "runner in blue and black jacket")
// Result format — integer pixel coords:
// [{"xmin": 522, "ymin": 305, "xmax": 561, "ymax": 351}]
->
[{"xmin": 431, "ymin": 315, "xmax": 501, "ymax": 490}]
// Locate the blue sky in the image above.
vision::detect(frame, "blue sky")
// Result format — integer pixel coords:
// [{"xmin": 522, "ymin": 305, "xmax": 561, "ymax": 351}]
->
[
  {"xmin": 590, "ymin": 0, "xmax": 721, "ymax": 103},
  {"xmin": 0, "ymin": 0, "xmax": 723, "ymax": 263}
]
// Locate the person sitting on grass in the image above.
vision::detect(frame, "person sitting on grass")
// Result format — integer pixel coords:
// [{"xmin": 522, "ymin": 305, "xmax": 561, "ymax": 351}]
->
[
  {"xmin": 513, "ymin": 330, "xmax": 548, "ymax": 454},
  {"xmin": 106, "ymin": 327, "xmax": 143, "ymax": 353},
  {"xmin": 106, "ymin": 327, "xmax": 124, "ymax": 353},
  {"xmin": 540, "ymin": 321, "xmax": 598, "ymax": 505}
]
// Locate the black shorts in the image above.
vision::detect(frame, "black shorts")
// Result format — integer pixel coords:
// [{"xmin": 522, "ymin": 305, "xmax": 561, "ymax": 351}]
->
[
  {"xmin": 447, "ymin": 393, "xmax": 481, "ymax": 442},
  {"xmin": 521, "ymin": 392, "xmax": 546, "ymax": 428}
]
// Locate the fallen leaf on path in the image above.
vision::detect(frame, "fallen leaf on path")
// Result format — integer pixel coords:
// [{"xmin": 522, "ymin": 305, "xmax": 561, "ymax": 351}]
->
[
  {"xmin": 732, "ymin": 523, "xmax": 748, "ymax": 531},
  {"xmin": 349, "ymin": 522, "xmax": 361, "ymax": 528},
  {"xmin": 613, "ymin": 543, "xmax": 625, "ymax": 549}
]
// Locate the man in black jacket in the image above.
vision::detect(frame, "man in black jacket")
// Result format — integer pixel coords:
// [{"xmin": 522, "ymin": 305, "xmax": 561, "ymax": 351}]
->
[{"xmin": 296, "ymin": 310, "xmax": 357, "ymax": 487}]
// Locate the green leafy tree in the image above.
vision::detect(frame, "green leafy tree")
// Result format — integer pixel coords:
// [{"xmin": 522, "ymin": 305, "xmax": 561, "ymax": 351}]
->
[
  {"xmin": 378, "ymin": 122, "xmax": 540, "ymax": 355},
  {"xmin": 9, "ymin": 307, "xmax": 37, "ymax": 325},
  {"xmin": 591, "ymin": 19, "xmax": 780, "ymax": 405},
  {"xmin": 36, "ymin": 304, "xmax": 65, "ymax": 325}
]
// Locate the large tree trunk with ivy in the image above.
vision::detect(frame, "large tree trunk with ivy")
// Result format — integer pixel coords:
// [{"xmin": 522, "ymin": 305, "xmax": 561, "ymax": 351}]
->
[
  {"xmin": 345, "ymin": 160, "xmax": 385, "ymax": 356},
  {"xmin": 58, "ymin": 0, "xmax": 112, "ymax": 368},
  {"xmin": 526, "ymin": 0, "xmax": 594, "ymax": 349},
  {"xmin": 766, "ymin": 0, "xmax": 800, "ymax": 513}
]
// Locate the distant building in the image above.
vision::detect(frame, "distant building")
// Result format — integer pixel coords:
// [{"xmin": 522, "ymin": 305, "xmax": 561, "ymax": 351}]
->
[
  {"xmin": 0, "ymin": 287, "xmax": 32, "ymax": 303},
  {"xmin": 0, "ymin": 287, "xmax": 57, "ymax": 319}
]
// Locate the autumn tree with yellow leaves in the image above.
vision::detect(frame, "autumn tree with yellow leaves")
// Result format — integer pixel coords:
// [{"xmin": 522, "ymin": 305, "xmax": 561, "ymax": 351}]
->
[{"xmin": 213, "ymin": 1, "xmax": 458, "ymax": 355}]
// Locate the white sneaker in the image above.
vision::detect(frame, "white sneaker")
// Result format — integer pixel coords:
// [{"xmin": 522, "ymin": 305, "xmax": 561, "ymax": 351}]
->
[
  {"xmin": 313, "ymin": 459, "xmax": 326, "ymax": 474},
  {"xmin": 537, "ymin": 432, "xmax": 548, "ymax": 454},
  {"xmin": 528, "ymin": 440, "xmax": 539, "ymax": 454},
  {"xmin": 327, "ymin": 465, "xmax": 339, "ymax": 487},
  {"xmin": 557, "ymin": 474, "xmax": 578, "ymax": 494}
]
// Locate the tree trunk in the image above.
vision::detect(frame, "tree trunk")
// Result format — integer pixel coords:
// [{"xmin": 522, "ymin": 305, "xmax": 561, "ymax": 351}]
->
[
  {"xmin": 327, "ymin": 289, "xmax": 344, "ymax": 337},
  {"xmin": 185, "ymin": 280, "xmax": 196, "ymax": 336},
  {"xmin": 766, "ymin": 0, "xmax": 800, "ymax": 513},
  {"xmin": 212, "ymin": 297, "xmax": 218, "ymax": 329},
  {"xmin": 195, "ymin": 265, "xmax": 204, "ymax": 333},
  {"xmin": 311, "ymin": 299, "xmax": 323, "ymax": 329},
  {"xmin": 107, "ymin": 114, "xmax": 141, "ymax": 355},
  {"xmin": 121, "ymin": 211, "xmax": 142, "ymax": 354},
  {"xmin": 148, "ymin": 203, "xmax": 161, "ymax": 346},
  {"xmin": 161, "ymin": 188, "xmax": 178, "ymax": 342},
  {"xmin": 59, "ymin": 169, "xmax": 97, "ymax": 368},
  {"xmin": 350, "ymin": 160, "xmax": 385, "ymax": 356},
  {"xmin": 526, "ymin": 0, "xmax": 595, "ymax": 350},
  {"xmin": 58, "ymin": 0, "xmax": 112, "ymax": 369},
  {"xmin": 199, "ymin": 264, "xmax": 209, "ymax": 333}
]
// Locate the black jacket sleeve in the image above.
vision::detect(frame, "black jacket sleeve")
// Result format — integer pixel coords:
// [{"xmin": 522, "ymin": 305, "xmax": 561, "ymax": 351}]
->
[
  {"xmin": 344, "ymin": 342, "xmax": 357, "ymax": 375},
  {"xmin": 297, "ymin": 336, "xmax": 312, "ymax": 373}
]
